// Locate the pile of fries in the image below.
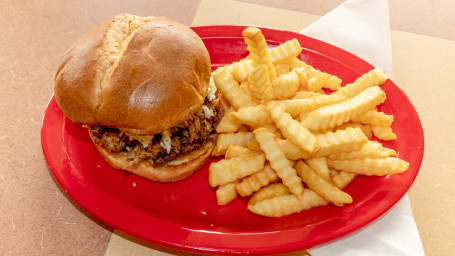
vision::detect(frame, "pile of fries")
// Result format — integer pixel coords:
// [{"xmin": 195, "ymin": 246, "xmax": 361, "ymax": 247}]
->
[{"xmin": 208, "ymin": 27, "xmax": 409, "ymax": 217}]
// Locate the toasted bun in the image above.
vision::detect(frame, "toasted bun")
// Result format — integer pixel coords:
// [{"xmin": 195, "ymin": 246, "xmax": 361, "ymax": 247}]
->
[
  {"xmin": 89, "ymin": 131, "xmax": 215, "ymax": 182},
  {"xmin": 54, "ymin": 14, "xmax": 211, "ymax": 135}
]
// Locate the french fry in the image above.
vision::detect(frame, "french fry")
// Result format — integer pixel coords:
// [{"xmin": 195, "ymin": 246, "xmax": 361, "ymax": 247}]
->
[
  {"xmin": 216, "ymin": 107, "xmax": 242, "ymax": 133},
  {"xmin": 288, "ymin": 57, "xmax": 306, "ymax": 69},
  {"xmin": 262, "ymin": 70, "xmax": 299, "ymax": 102},
  {"xmin": 371, "ymin": 125, "xmax": 397, "ymax": 140},
  {"xmin": 248, "ymin": 64, "xmax": 271, "ymax": 102},
  {"xmin": 301, "ymin": 63, "xmax": 327, "ymax": 79},
  {"xmin": 249, "ymin": 183, "xmax": 290, "ymax": 205},
  {"xmin": 350, "ymin": 109, "xmax": 394, "ymax": 127},
  {"xmin": 324, "ymin": 76, "xmax": 343, "ymax": 91},
  {"xmin": 212, "ymin": 132, "xmax": 254, "ymax": 156},
  {"xmin": 328, "ymin": 140, "xmax": 397, "ymax": 160},
  {"xmin": 307, "ymin": 73, "xmax": 330, "ymax": 92},
  {"xmin": 327, "ymin": 157, "xmax": 410, "ymax": 176},
  {"xmin": 296, "ymin": 161, "xmax": 352, "ymax": 206},
  {"xmin": 267, "ymin": 103, "xmax": 319, "ymax": 154},
  {"xmin": 237, "ymin": 164, "xmax": 278, "ymax": 197},
  {"xmin": 237, "ymin": 125, "xmax": 250, "ymax": 132},
  {"xmin": 278, "ymin": 94, "xmax": 347, "ymax": 118},
  {"xmin": 248, "ymin": 189, "xmax": 327, "ymax": 217},
  {"xmin": 330, "ymin": 168, "xmax": 339, "ymax": 177},
  {"xmin": 333, "ymin": 122, "xmax": 373, "ymax": 139},
  {"xmin": 305, "ymin": 157, "xmax": 331, "ymax": 182},
  {"xmin": 333, "ymin": 67, "xmax": 388, "ymax": 98},
  {"xmin": 239, "ymin": 81, "xmax": 253, "ymax": 100},
  {"xmin": 225, "ymin": 145, "xmax": 256, "ymax": 159},
  {"xmin": 313, "ymin": 127, "xmax": 368, "ymax": 157},
  {"xmin": 247, "ymin": 138, "xmax": 261, "ymax": 151},
  {"xmin": 230, "ymin": 105, "xmax": 272, "ymax": 127},
  {"xmin": 274, "ymin": 64, "xmax": 290, "ymax": 77},
  {"xmin": 209, "ymin": 151, "xmax": 265, "ymax": 187},
  {"xmin": 269, "ymin": 38, "xmax": 303, "ymax": 65},
  {"xmin": 212, "ymin": 66, "xmax": 255, "ymax": 109},
  {"xmin": 292, "ymin": 90, "xmax": 323, "ymax": 99},
  {"xmin": 253, "ymin": 127, "xmax": 304, "ymax": 197},
  {"xmin": 302, "ymin": 86, "xmax": 387, "ymax": 131},
  {"xmin": 293, "ymin": 67, "xmax": 309, "ymax": 90},
  {"xmin": 216, "ymin": 182, "xmax": 238, "ymax": 205},
  {"xmin": 263, "ymin": 123, "xmax": 283, "ymax": 139},
  {"xmin": 293, "ymin": 61, "xmax": 342, "ymax": 90},
  {"xmin": 276, "ymin": 138, "xmax": 311, "ymax": 160},
  {"xmin": 298, "ymin": 112, "xmax": 310, "ymax": 124},
  {"xmin": 242, "ymin": 27, "xmax": 276, "ymax": 81},
  {"xmin": 232, "ymin": 58, "xmax": 254, "ymax": 82},
  {"xmin": 332, "ymin": 171, "xmax": 357, "ymax": 189}
]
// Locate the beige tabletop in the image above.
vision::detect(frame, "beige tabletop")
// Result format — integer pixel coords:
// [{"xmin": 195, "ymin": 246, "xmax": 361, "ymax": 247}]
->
[{"xmin": 1, "ymin": 0, "xmax": 454, "ymax": 255}]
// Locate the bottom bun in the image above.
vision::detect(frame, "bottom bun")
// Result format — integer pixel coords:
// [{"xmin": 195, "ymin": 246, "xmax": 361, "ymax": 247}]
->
[{"xmin": 89, "ymin": 134, "xmax": 214, "ymax": 182}]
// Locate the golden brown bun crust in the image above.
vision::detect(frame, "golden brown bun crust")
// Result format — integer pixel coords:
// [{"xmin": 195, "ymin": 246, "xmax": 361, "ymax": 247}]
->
[
  {"xmin": 55, "ymin": 15, "xmax": 211, "ymax": 135},
  {"xmin": 54, "ymin": 19, "xmax": 111, "ymax": 124},
  {"xmin": 90, "ymin": 133, "xmax": 214, "ymax": 182}
]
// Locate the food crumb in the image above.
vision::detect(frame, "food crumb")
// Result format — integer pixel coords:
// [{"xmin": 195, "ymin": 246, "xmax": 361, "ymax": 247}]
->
[{"xmin": 132, "ymin": 182, "xmax": 136, "ymax": 187}]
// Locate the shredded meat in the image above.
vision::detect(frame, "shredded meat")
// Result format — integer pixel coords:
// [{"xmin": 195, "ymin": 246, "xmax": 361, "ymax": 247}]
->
[{"xmin": 89, "ymin": 95, "xmax": 225, "ymax": 167}]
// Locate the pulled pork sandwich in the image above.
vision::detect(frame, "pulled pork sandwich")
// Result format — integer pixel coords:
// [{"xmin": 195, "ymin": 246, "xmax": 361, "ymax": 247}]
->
[{"xmin": 54, "ymin": 14, "xmax": 224, "ymax": 182}]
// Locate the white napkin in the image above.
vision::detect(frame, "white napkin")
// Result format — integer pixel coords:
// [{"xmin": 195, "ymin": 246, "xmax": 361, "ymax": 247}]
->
[
  {"xmin": 301, "ymin": 1, "xmax": 424, "ymax": 255},
  {"xmin": 301, "ymin": 0, "xmax": 393, "ymax": 77}
]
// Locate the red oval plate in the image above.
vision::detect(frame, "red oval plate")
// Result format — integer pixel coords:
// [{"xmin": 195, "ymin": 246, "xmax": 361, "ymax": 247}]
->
[{"xmin": 41, "ymin": 25, "xmax": 424, "ymax": 255}]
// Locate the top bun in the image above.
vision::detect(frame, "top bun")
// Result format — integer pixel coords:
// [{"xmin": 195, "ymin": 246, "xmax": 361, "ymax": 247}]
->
[{"xmin": 54, "ymin": 14, "xmax": 211, "ymax": 135}]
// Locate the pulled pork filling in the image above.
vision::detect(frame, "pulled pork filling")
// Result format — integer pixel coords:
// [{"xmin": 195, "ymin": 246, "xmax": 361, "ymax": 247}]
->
[{"xmin": 89, "ymin": 91, "xmax": 224, "ymax": 167}]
